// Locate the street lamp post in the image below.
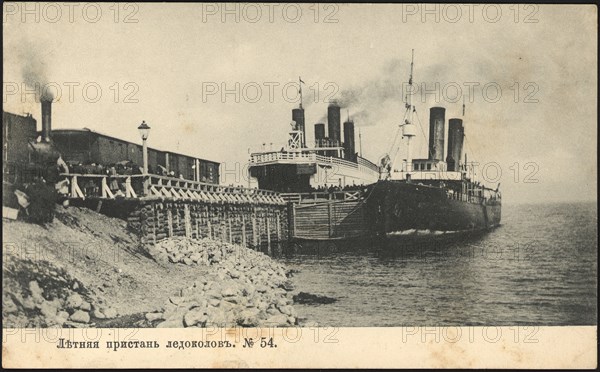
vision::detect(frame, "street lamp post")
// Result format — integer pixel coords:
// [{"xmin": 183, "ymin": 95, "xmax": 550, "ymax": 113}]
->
[
  {"xmin": 138, "ymin": 121, "xmax": 151, "ymax": 196},
  {"xmin": 138, "ymin": 121, "xmax": 151, "ymax": 174}
]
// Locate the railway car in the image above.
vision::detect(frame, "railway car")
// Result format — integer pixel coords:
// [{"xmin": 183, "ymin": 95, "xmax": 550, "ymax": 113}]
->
[{"xmin": 51, "ymin": 128, "xmax": 220, "ymax": 184}]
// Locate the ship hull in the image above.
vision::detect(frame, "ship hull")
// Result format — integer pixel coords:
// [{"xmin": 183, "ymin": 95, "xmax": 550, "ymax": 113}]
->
[{"xmin": 365, "ymin": 180, "xmax": 502, "ymax": 236}]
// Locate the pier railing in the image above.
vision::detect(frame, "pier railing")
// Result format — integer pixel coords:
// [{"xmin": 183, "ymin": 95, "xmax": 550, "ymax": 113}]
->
[{"xmin": 59, "ymin": 173, "xmax": 286, "ymax": 205}]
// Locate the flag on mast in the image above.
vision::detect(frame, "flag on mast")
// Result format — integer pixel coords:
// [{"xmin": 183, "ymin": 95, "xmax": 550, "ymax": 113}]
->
[{"xmin": 298, "ymin": 76, "xmax": 305, "ymax": 108}]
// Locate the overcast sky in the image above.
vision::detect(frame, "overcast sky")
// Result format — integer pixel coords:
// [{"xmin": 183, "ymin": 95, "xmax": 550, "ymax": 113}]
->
[{"xmin": 3, "ymin": 3, "xmax": 597, "ymax": 203}]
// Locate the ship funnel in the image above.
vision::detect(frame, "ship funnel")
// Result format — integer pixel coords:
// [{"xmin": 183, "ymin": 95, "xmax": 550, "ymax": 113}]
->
[
  {"xmin": 314, "ymin": 123, "xmax": 325, "ymax": 147},
  {"xmin": 343, "ymin": 119, "xmax": 356, "ymax": 162},
  {"xmin": 428, "ymin": 107, "xmax": 445, "ymax": 161},
  {"xmin": 292, "ymin": 108, "xmax": 306, "ymax": 147},
  {"xmin": 327, "ymin": 102, "xmax": 341, "ymax": 151},
  {"xmin": 446, "ymin": 118, "xmax": 464, "ymax": 172}
]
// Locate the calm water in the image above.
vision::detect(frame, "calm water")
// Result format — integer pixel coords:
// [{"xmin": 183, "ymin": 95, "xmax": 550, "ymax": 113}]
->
[{"xmin": 278, "ymin": 202, "xmax": 597, "ymax": 326}]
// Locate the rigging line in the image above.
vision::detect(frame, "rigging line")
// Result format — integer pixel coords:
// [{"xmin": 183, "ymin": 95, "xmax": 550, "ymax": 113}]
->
[
  {"xmin": 387, "ymin": 126, "xmax": 402, "ymax": 158},
  {"xmin": 464, "ymin": 134, "xmax": 478, "ymax": 162}
]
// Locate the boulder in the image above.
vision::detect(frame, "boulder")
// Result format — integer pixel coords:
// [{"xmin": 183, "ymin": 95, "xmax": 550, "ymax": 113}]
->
[
  {"xmin": 3, "ymin": 296, "xmax": 18, "ymax": 314},
  {"xmin": 145, "ymin": 312, "xmax": 164, "ymax": 322},
  {"xmin": 221, "ymin": 287, "xmax": 237, "ymax": 297},
  {"xmin": 183, "ymin": 308, "xmax": 208, "ymax": 327},
  {"xmin": 70, "ymin": 310, "xmax": 90, "ymax": 323},
  {"xmin": 265, "ymin": 314, "xmax": 288, "ymax": 327},
  {"xmin": 237, "ymin": 308, "xmax": 260, "ymax": 327},
  {"xmin": 91, "ymin": 309, "xmax": 106, "ymax": 319},
  {"xmin": 56, "ymin": 311, "xmax": 70, "ymax": 323},
  {"xmin": 39, "ymin": 300, "xmax": 58, "ymax": 317},
  {"xmin": 169, "ymin": 296, "xmax": 185, "ymax": 306},
  {"xmin": 79, "ymin": 301, "xmax": 92, "ymax": 311},
  {"xmin": 156, "ymin": 318, "xmax": 183, "ymax": 328},
  {"xmin": 279, "ymin": 305, "xmax": 294, "ymax": 317},
  {"xmin": 28, "ymin": 281, "xmax": 44, "ymax": 303},
  {"xmin": 256, "ymin": 285, "xmax": 268, "ymax": 293},
  {"xmin": 66, "ymin": 293, "xmax": 83, "ymax": 310},
  {"xmin": 266, "ymin": 307, "xmax": 280, "ymax": 316}
]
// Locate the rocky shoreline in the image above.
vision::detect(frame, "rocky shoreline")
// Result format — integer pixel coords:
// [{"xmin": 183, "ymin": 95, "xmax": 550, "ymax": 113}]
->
[
  {"xmin": 146, "ymin": 237, "xmax": 298, "ymax": 327},
  {"xmin": 2, "ymin": 207, "xmax": 299, "ymax": 328}
]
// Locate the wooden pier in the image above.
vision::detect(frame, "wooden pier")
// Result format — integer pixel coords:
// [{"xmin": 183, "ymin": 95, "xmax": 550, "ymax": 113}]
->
[
  {"xmin": 59, "ymin": 173, "xmax": 288, "ymax": 252},
  {"xmin": 59, "ymin": 174, "xmax": 373, "ymax": 246},
  {"xmin": 282, "ymin": 190, "xmax": 371, "ymax": 240}
]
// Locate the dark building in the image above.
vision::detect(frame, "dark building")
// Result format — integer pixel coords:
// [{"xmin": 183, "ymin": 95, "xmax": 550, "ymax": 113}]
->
[
  {"xmin": 2, "ymin": 111, "xmax": 37, "ymax": 169},
  {"xmin": 3, "ymin": 110, "xmax": 61, "ymax": 184}
]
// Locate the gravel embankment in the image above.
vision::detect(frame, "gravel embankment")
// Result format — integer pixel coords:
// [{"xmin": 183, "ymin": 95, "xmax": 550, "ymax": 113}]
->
[{"xmin": 146, "ymin": 237, "xmax": 297, "ymax": 327}]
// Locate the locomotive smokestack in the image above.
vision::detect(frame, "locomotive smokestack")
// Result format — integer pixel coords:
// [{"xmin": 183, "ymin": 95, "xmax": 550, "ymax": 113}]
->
[
  {"xmin": 343, "ymin": 119, "xmax": 356, "ymax": 162},
  {"xmin": 292, "ymin": 108, "xmax": 306, "ymax": 147},
  {"xmin": 428, "ymin": 107, "xmax": 445, "ymax": 161},
  {"xmin": 41, "ymin": 99, "xmax": 52, "ymax": 143},
  {"xmin": 327, "ymin": 103, "xmax": 341, "ymax": 151},
  {"xmin": 446, "ymin": 118, "xmax": 464, "ymax": 172}
]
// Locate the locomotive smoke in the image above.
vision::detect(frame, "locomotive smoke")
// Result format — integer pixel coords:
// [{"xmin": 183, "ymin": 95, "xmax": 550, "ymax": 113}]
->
[{"xmin": 21, "ymin": 46, "xmax": 54, "ymax": 101}]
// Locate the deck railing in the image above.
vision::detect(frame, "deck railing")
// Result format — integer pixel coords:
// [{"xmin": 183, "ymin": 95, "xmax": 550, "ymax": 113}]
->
[
  {"xmin": 280, "ymin": 190, "xmax": 364, "ymax": 204},
  {"xmin": 250, "ymin": 151, "xmax": 379, "ymax": 175},
  {"xmin": 59, "ymin": 173, "xmax": 286, "ymax": 205}
]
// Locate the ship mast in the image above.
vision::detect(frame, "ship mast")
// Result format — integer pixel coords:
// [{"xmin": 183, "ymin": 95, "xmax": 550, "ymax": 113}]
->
[
  {"xmin": 387, "ymin": 50, "xmax": 418, "ymax": 178},
  {"xmin": 394, "ymin": 49, "xmax": 417, "ymax": 175},
  {"xmin": 298, "ymin": 76, "xmax": 303, "ymax": 109},
  {"xmin": 405, "ymin": 49, "xmax": 415, "ymax": 172}
]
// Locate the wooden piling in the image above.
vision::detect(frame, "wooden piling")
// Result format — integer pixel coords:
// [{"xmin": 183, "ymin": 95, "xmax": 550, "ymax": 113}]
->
[
  {"xmin": 252, "ymin": 215, "xmax": 257, "ymax": 249},
  {"xmin": 266, "ymin": 215, "xmax": 271, "ymax": 255},
  {"xmin": 241, "ymin": 214, "xmax": 247, "ymax": 247},
  {"xmin": 167, "ymin": 209, "xmax": 173, "ymax": 237}
]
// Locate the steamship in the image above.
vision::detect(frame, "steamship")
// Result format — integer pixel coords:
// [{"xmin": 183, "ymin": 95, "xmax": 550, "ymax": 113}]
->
[
  {"xmin": 249, "ymin": 53, "xmax": 501, "ymax": 241},
  {"xmin": 248, "ymin": 95, "xmax": 380, "ymax": 192},
  {"xmin": 365, "ymin": 50, "xmax": 502, "ymax": 238}
]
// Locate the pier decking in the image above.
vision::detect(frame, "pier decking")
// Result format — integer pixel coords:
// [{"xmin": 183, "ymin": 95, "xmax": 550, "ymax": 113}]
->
[{"xmin": 61, "ymin": 173, "xmax": 285, "ymax": 205}]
